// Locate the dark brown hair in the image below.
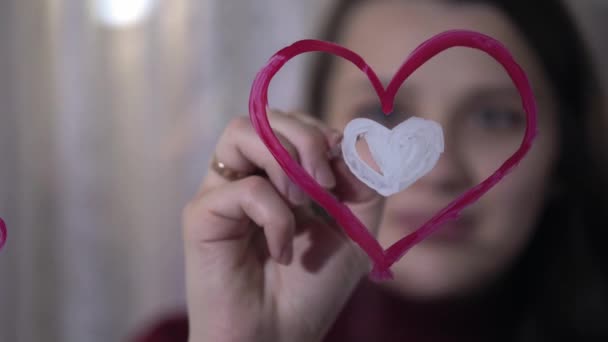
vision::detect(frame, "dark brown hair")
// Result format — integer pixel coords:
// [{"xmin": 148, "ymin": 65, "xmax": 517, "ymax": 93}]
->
[{"xmin": 306, "ymin": 1, "xmax": 608, "ymax": 341}]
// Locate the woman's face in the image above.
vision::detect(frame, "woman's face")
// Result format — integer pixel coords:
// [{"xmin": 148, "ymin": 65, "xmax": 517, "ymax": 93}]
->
[{"xmin": 325, "ymin": 1, "xmax": 559, "ymax": 299}]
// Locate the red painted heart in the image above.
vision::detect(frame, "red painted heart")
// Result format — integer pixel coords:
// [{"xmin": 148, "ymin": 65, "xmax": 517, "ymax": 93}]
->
[{"xmin": 249, "ymin": 30, "xmax": 537, "ymax": 280}]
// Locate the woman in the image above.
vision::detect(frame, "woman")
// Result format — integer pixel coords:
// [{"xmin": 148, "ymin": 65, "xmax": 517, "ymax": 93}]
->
[{"xmin": 135, "ymin": 0, "xmax": 608, "ymax": 341}]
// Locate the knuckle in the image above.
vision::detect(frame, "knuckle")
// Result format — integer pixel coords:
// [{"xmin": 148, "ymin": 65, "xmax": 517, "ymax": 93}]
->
[
  {"xmin": 276, "ymin": 133, "xmax": 298, "ymax": 159},
  {"xmin": 181, "ymin": 191, "xmax": 214, "ymax": 234},
  {"xmin": 274, "ymin": 208, "xmax": 295, "ymax": 232},
  {"xmin": 298, "ymin": 127, "xmax": 325, "ymax": 154},
  {"xmin": 295, "ymin": 111, "xmax": 321, "ymax": 124},
  {"xmin": 241, "ymin": 175, "xmax": 271, "ymax": 199},
  {"xmin": 268, "ymin": 108, "xmax": 285, "ymax": 118},
  {"xmin": 240, "ymin": 176, "xmax": 290, "ymax": 226},
  {"xmin": 226, "ymin": 116, "xmax": 251, "ymax": 134},
  {"xmin": 241, "ymin": 176, "xmax": 272, "ymax": 220}
]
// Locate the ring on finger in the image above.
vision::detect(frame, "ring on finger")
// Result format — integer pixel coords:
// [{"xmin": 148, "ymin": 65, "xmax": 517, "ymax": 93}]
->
[{"xmin": 210, "ymin": 155, "xmax": 250, "ymax": 181}]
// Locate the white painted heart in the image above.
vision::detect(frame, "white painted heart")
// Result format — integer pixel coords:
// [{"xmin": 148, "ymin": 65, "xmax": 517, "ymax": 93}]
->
[{"xmin": 342, "ymin": 117, "xmax": 444, "ymax": 196}]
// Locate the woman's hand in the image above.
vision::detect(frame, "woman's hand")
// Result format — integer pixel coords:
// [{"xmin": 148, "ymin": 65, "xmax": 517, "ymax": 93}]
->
[{"xmin": 183, "ymin": 110, "xmax": 384, "ymax": 342}]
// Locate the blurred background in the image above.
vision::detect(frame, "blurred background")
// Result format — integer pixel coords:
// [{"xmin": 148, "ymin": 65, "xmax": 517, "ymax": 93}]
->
[{"xmin": 0, "ymin": 0, "xmax": 605, "ymax": 341}]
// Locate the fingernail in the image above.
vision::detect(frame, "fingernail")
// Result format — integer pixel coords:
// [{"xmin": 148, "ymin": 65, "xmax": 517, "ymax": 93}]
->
[
  {"xmin": 314, "ymin": 162, "xmax": 336, "ymax": 188},
  {"xmin": 289, "ymin": 183, "xmax": 307, "ymax": 205},
  {"xmin": 279, "ymin": 242, "xmax": 293, "ymax": 265}
]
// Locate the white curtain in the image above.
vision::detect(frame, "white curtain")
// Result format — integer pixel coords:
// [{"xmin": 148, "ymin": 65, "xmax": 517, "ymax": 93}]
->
[{"xmin": 0, "ymin": 1, "xmax": 605, "ymax": 341}]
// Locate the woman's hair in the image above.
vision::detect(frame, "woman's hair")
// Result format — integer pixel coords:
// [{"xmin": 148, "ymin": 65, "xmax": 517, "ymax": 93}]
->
[{"xmin": 306, "ymin": 0, "xmax": 608, "ymax": 341}]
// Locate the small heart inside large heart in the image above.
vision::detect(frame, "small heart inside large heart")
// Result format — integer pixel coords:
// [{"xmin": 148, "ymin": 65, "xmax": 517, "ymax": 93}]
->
[
  {"xmin": 343, "ymin": 117, "xmax": 445, "ymax": 197},
  {"xmin": 249, "ymin": 30, "xmax": 537, "ymax": 280}
]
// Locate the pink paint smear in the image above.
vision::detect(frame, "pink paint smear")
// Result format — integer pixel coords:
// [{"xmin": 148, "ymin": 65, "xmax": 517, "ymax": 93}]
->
[
  {"xmin": 0, "ymin": 218, "xmax": 6, "ymax": 251},
  {"xmin": 249, "ymin": 30, "xmax": 537, "ymax": 280}
]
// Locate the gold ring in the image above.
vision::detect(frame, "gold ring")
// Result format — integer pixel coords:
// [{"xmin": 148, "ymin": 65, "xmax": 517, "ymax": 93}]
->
[{"xmin": 210, "ymin": 155, "xmax": 250, "ymax": 181}]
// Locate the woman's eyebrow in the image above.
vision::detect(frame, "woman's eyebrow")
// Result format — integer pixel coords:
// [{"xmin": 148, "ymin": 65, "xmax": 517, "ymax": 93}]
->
[
  {"xmin": 464, "ymin": 86, "xmax": 522, "ymax": 103},
  {"xmin": 461, "ymin": 84, "xmax": 554, "ymax": 109}
]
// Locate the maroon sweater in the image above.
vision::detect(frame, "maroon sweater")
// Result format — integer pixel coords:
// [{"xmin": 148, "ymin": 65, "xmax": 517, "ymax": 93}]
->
[{"xmin": 132, "ymin": 280, "xmax": 493, "ymax": 342}]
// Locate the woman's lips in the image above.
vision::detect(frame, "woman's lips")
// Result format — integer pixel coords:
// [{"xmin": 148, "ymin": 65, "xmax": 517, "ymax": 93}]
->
[{"xmin": 388, "ymin": 211, "xmax": 476, "ymax": 243}]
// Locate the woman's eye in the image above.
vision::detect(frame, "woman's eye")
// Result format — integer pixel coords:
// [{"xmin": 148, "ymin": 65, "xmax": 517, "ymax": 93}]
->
[{"xmin": 469, "ymin": 108, "xmax": 525, "ymax": 131}]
